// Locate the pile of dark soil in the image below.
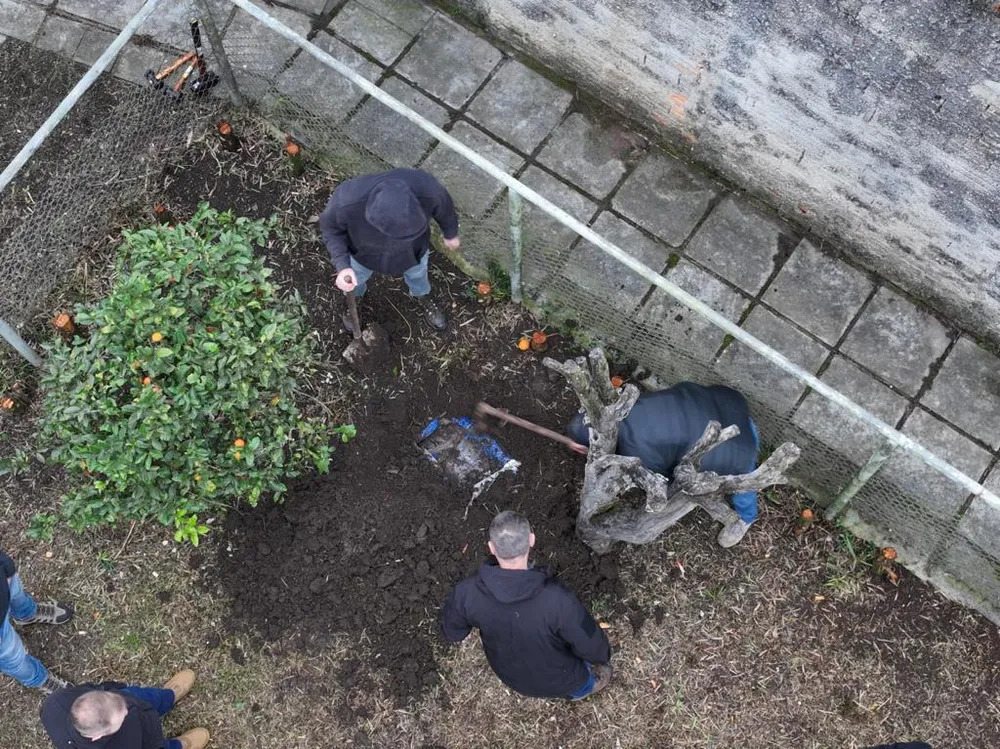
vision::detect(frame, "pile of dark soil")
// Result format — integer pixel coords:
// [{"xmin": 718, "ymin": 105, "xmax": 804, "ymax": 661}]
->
[{"xmin": 158, "ymin": 126, "xmax": 631, "ymax": 704}]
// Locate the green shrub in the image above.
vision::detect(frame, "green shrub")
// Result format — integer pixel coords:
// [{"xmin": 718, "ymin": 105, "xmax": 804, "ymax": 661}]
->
[{"xmin": 39, "ymin": 204, "xmax": 341, "ymax": 543}]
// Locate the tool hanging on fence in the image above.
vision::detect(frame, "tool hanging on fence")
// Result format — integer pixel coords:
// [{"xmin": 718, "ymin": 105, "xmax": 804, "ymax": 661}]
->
[{"xmin": 144, "ymin": 19, "xmax": 220, "ymax": 100}]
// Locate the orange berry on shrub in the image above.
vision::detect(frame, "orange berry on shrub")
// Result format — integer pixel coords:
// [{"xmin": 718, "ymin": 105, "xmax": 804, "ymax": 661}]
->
[
  {"xmin": 150, "ymin": 331, "xmax": 164, "ymax": 343},
  {"xmin": 234, "ymin": 450, "xmax": 242, "ymax": 460},
  {"xmin": 234, "ymin": 438, "xmax": 246, "ymax": 448}
]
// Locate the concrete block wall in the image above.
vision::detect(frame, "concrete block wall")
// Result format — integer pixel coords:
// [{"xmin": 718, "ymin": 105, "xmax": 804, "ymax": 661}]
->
[{"xmin": 439, "ymin": 0, "xmax": 1000, "ymax": 348}]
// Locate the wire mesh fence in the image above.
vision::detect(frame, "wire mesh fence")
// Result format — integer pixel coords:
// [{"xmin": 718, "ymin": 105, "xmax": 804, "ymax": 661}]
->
[{"xmin": 0, "ymin": 0, "xmax": 997, "ymax": 623}]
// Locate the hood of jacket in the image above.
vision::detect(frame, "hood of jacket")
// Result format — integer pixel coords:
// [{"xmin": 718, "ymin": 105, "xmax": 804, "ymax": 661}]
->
[
  {"xmin": 363, "ymin": 178, "xmax": 428, "ymax": 240},
  {"xmin": 475, "ymin": 561, "xmax": 550, "ymax": 604}
]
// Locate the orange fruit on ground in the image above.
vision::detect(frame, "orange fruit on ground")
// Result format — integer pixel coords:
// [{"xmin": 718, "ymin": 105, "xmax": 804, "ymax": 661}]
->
[
  {"xmin": 234, "ymin": 438, "xmax": 246, "ymax": 448},
  {"xmin": 476, "ymin": 281, "xmax": 492, "ymax": 296},
  {"xmin": 882, "ymin": 547, "xmax": 897, "ymax": 560},
  {"xmin": 151, "ymin": 331, "xmax": 164, "ymax": 343},
  {"xmin": 610, "ymin": 375, "xmax": 624, "ymax": 388},
  {"xmin": 801, "ymin": 508, "xmax": 814, "ymax": 520},
  {"xmin": 516, "ymin": 337, "xmax": 531, "ymax": 351}
]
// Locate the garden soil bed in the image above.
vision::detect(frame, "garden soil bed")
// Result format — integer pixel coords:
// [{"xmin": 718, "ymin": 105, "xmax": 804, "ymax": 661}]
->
[{"xmin": 157, "ymin": 124, "xmax": 631, "ymax": 705}]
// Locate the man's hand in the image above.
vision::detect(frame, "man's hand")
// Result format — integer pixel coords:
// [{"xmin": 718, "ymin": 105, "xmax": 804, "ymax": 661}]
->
[
  {"xmin": 443, "ymin": 235, "xmax": 461, "ymax": 252},
  {"xmin": 335, "ymin": 268, "xmax": 358, "ymax": 292}
]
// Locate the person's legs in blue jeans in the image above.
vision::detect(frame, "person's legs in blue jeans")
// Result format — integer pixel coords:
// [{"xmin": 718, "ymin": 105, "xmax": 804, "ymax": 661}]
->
[
  {"xmin": 0, "ymin": 612, "xmax": 48, "ymax": 688},
  {"xmin": 348, "ymin": 257, "xmax": 376, "ymax": 298},
  {"xmin": 402, "ymin": 252, "xmax": 431, "ymax": 297},
  {"xmin": 729, "ymin": 418, "xmax": 761, "ymax": 524},
  {"xmin": 121, "ymin": 686, "xmax": 184, "ymax": 749},
  {"xmin": 8, "ymin": 573, "xmax": 38, "ymax": 623}
]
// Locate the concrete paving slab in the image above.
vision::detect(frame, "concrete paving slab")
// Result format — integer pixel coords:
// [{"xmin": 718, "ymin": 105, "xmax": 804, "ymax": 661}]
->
[
  {"xmin": 283, "ymin": 0, "xmax": 327, "ymax": 15},
  {"xmin": 792, "ymin": 355, "xmax": 909, "ymax": 465},
  {"xmin": 34, "ymin": 14, "xmax": 115, "ymax": 66},
  {"xmin": 714, "ymin": 306, "xmax": 829, "ymax": 415},
  {"xmin": 421, "ymin": 121, "xmax": 523, "ymax": 219},
  {"xmin": 275, "ymin": 31, "xmax": 380, "ymax": 123},
  {"xmin": 637, "ymin": 260, "xmax": 749, "ymax": 360},
  {"xmin": 112, "ymin": 41, "xmax": 166, "ymax": 85},
  {"xmin": 560, "ymin": 212, "xmax": 668, "ymax": 311},
  {"xmin": 921, "ymin": 337, "xmax": 1000, "ymax": 450},
  {"xmin": 56, "ymin": 0, "xmax": 143, "ymax": 29},
  {"xmin": 536, "ymin": 112, "xmax": 629, "ymax": 198},
  {"xmin": 883, "ymin": 407, "xmax": 993, "ymax": 515},
  {"xmin": 0, "ymin": 0, "xmax": 46, "ymax": 43},
  {"xmin": 612, "ymin": 151, "xmax": 719, "ymax": 247},
  {"xmin": 396, "ymin": 13, "xmax": 501, "ymax": 108},
  {"xmin": 764, "ymin": 239, "xmax": 874, "ymax": 345},
  {"xmin": 329, "ymin": 0, "xmax": 414, "ymax": 65},
  {"xmin": 685, "ymin": 196, "xmax": 797, "ymax": 295},
  {"xmin": 841, "ymin": 287, "xmax": 951, "ymax": 397},
  {"xmin": 357, "ymin": 0, "xmax": 433, "ymax": 35},
  {"xmin": 224, "ymin": 4, "xmax": 311, "ymax": 78},
  {"xmin": 140, "ymin": 0, "xmax": 232, "ymax": 51},
  {"xmin": 465, "ymin": 59, "xmax": 572, "ymax": 154},
  {"xmin": 344, "ymin": 75, "xmax": 449, "ymax": 167}
]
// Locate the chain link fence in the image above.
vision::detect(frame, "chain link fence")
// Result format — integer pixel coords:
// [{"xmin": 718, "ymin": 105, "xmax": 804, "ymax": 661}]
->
[{"xmin": 1, "ymin": 0, "xmax": 997, "ymax": 624}]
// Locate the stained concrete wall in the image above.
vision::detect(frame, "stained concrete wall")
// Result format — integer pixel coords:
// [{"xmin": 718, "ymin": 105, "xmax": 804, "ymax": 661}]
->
[{"xmin": 440, "ymin": 0, "xmax": 1000, "ymax": 345}]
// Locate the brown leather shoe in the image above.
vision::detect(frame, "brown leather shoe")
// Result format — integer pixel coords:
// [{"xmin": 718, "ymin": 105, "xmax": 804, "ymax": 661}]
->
[
  {"xmin": 163, "ymin": 669, "xmax": 196, "ymax": 702},
  {"xmin": 176, "ymin": 728, "xmax": 210, "ymax": 749}
]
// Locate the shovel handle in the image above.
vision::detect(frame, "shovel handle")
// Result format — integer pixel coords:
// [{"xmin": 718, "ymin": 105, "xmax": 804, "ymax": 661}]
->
[
  {"xmin": 475, "ymin": 401, "xmax": 588, "ymax": 455},
  {"xmin": 346, "ymin": 290, "xmax": 363, "ymax": 341}
]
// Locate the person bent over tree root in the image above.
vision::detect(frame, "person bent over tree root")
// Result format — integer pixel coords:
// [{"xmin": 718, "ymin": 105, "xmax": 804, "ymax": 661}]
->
[
  {"xmin": 567, "ymin": 381, "xmax": 761, "ymax": 548},
  {"xmin": 0, "ymin": 546, "xmax": 73, "ymax": 693},
  {"xmin": 41, "ymin": 669, "xmax": 210, "ymax": 749},
  {"xmin": 440, "ymin": 511, "xmax": 612, "ymax": 700},
  {"xmin": 320, "ymin": 167, "xmax": 461, "ymax": 332}
]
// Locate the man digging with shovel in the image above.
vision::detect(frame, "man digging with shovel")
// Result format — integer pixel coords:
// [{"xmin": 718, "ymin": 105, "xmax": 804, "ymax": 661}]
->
[{"xmin": 320, "ymin": 168, "xmax": 460, "ymax": 332}]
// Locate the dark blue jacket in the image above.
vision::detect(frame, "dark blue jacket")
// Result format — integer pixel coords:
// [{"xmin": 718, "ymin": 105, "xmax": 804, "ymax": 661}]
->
[
  {"xmin": 567, "ymin": 382, "xmax": 757, "ymax": 477},
  {"xmin": 441, "ymin": 562, "xmax": 610, "ymax": 699},
  {"xmin": 319, "ymin": 168, "xmax": 459, "ymax": 276},
  {"xmin": 41, "ymin": 683, "xmax": 165, "ymax": 749},
  {"xmin": 0, "ymin": 548, "xmax": 16, "ymax": 621}
]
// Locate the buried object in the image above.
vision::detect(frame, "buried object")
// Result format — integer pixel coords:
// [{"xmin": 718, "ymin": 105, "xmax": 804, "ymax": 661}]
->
[
  {"xmin": 418, "ymin": 417, "xmax": 520, "ymax": 516},
  {"xmin": 341, "ymin": 290, "xmax": 390, "ymax": 368}
]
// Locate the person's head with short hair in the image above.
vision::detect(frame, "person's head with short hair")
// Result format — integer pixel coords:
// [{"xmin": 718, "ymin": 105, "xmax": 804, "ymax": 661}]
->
[
  {"xmin": 71, "ymin": 691, "xmax": 129, "ymax": 740},
  {"xmin": 488, "ymin": 511, "xmax": 535, "ymax": 569}
]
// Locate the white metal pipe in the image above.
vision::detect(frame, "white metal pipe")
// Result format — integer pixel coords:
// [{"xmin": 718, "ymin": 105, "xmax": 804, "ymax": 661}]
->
[
  {"xmin": 0, "ymin": 318, "xmax": 42, "ymax": 367},
  {"xmin": 225, "ymin": 0, "xmax": 1000, "ymax": 513},
  {"xmin": 0, "ymin": 0, "xmax": 164, "ymax": 195}
]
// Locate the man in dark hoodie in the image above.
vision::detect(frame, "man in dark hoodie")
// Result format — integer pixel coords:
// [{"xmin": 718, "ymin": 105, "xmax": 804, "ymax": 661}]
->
[
  {"xmin": 40, "ymin": 669, "xmax": 209, "ymax": 749},
  {"xmin": 0, "ymin": 546, "xmax": 73, "ymax": 692},
  {"xmin": 566, "ymin": 381, "xmax": 760, "ymax": 548},
  {"xmin": 319, "ymin": 167, "xmax": 460, "ymax": 331},
  {"xmin": 440, "ymin": 511, "xmax": 612, "ymax": 700}
]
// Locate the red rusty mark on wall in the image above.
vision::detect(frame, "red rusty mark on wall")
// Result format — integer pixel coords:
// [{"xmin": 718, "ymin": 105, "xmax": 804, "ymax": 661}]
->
[{"xmin": 668, "ymin": 92, "xmax": 688, "ymax": 118}]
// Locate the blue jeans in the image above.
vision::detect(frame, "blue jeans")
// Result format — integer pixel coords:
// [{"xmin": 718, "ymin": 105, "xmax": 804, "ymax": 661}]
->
[
  {"xmin": 350, "ymin": 252, "xmax": 431, "ymax": 298},
  {"xmin": 567, "ymin": 662, "xmax": 597, "ymax": 700},
  {"xmin": 121, "ymin": 687, "xmax": 181, "ymax": 749},
  {"xmin": 0, "ymin": 574, "xmax": 48, "ymax": 688},
  {"xmin": 730, "ymin": 418, "xmax": 761, "ymax": 523}
]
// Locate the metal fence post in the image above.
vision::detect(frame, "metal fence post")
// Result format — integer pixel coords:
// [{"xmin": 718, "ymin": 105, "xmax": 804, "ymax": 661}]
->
[
  {"xmin": 0, "ymin": 318, "xmax": 42, "ymax": 367},
  {"xmin": 197, "ymin": 0, "xmax": 245, "ymax": 108},
  {"xmin": 825, "ymin": 441, "xmax": 898, "ymax": 520},
  {"xmin": 508, "ymin": 190, "xmax": 523, "ymax": 304}
]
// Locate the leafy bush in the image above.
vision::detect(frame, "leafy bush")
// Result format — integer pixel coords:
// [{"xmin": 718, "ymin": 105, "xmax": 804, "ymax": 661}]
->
[{"xmin": 40, "ymin": 204, "xmax": 342, "ymax": 543}]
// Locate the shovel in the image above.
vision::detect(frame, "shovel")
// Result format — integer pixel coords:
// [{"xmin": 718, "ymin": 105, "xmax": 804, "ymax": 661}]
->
[
  {"xmin": 341, "ymin": 290, "xmax": 389, "ymax": 369},
  {"xmin": 474, "ymin": 401, "xmax": 588, "ymax": 455}
]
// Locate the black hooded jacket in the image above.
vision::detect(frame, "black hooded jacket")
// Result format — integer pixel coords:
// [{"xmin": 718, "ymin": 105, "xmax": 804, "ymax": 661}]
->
[
  {"xmin": 567, "ymin": 382, "xmax": 757, "ymax": 477},
  {"xmin": 41, "ymin": 683, "xmax": 165, "ymax": 749},
  {"xmin": 319, "ymin": 168, "xmax": 459, "ymax": 276},
  {"xmin": 441, "ymin": 561, "xmax": 611, "ymax": 698},
  {"xmin": 0, "ymin": 548, "xmax": 17, "ymax": 621}
]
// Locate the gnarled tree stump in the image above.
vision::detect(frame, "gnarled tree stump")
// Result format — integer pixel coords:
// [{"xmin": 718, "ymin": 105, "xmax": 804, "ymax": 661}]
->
[{"xmin": 544, "ymin": 348, "xmax": 801, "ymax": 553}]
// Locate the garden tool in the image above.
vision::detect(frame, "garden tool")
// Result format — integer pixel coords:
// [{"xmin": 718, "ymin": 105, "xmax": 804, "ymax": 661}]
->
[
  {"xmin": 144, "ymin": 20, "xmax": 219, "ymax": 100},
  {"xmin": 418, "ymin": 417, "xmax": 520, "ymax": 517},
  {"xmin": 475, "ymin": 401, "xmax": 588, "ymax": 455},
  {"xmin": 341, "ymin": 291, "xmax": 389, "ymax": 369}
]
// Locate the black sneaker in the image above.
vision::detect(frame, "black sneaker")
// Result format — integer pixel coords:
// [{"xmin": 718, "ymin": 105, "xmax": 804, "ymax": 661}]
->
[
  {"xmin": 14, "ymin": 600, "xmax": 74, "ymax": 626},
  {"xmin": 416, "ymin": 296, "xmax": 447, "ymax": 331}
]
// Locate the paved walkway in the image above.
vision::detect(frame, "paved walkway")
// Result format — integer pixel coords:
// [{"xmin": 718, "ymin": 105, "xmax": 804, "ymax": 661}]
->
[{"xmin": 3, "ymin": 0, "xmax": 998, "ymax": 612}]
